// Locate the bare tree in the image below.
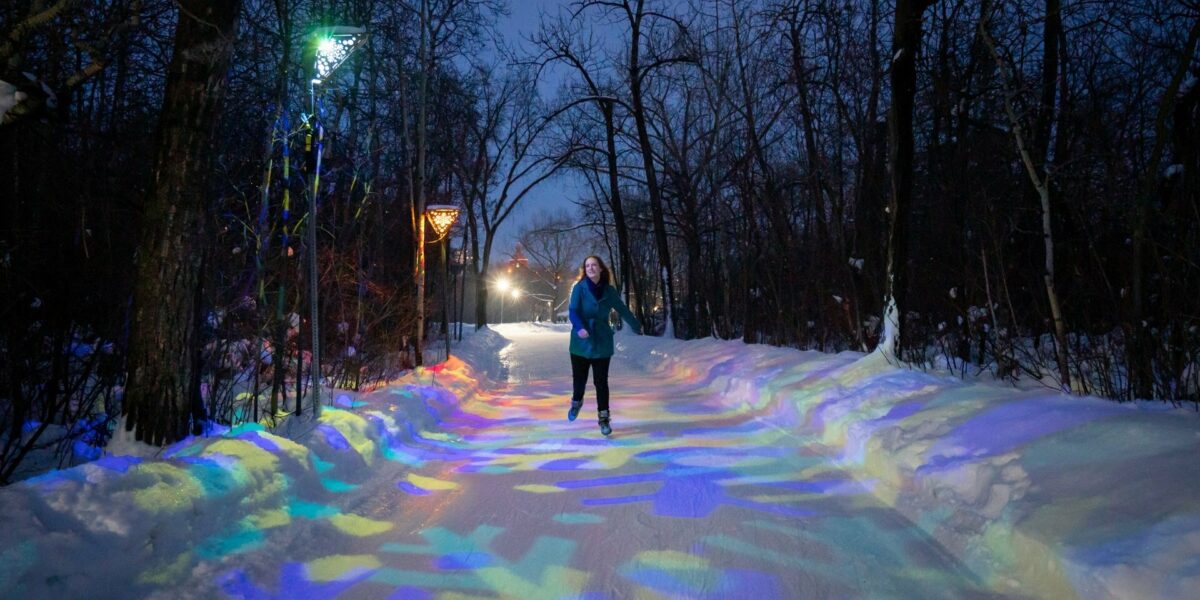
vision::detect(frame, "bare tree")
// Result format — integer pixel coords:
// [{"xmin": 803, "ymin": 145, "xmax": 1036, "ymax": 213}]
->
[
  {"xmin": 124, "ymin": 0, "xmax": 244, "ymax": 445},
  {"xmin": 517, "ymin": 210, "xmax": 588, "ymax": 320},
  {"xmin": 880, "ymin": 0, "xmax": 938, "ymax": 358},
  {"xmin": 978, "ymin": 0, "xmax": 1072, "ymax": 390},
  {"xmin": 532, "ymin": 11, "xmax": 646, "ymax": 320},
  {"xmin": 578, "ymin": 0, "xmax": 695, "ymax": 337},
  {"xmin": 455, "ymin": 64, "xmax": 576, "ymax": 328}
]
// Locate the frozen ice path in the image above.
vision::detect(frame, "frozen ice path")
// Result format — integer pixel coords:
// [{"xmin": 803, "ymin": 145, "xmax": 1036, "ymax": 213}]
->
[
  {"xmin": 7, "ymin": 323, "xmax": 1197, "ymax": 599},
  {"xmin": 253, "ymin": 325, "xmax": 1006, "ymax": 598},
  {"xmin": 212, "ymin": 324, "xmax": 1010, "ymax": 599}
]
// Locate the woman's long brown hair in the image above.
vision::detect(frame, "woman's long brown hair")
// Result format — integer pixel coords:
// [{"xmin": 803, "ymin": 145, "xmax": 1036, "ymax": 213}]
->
[{"xmin": 577, "ymin": 255, "xmax": 617, "ymax": 288}]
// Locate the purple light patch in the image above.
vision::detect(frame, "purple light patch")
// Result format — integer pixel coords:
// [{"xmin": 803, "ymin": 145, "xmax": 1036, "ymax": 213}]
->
[
  {"xmin": 435, "ymin": 552, "xmax": 494, "ymax": 569},
  {"xmin": 540, "ymin": 458, "xmax": 589, "ymax": 471},
  {"xmin": 928, "ymin": 397, "xmax": 1127, "ymax": 462},
  {"xmin": 666, "ymin": 402, "xmax": 723, "ymax": 415},
  {"xmin": 569, "ymin": 465, "xmax": 820, "ymax": 519},
  {"xmin": 724, "ymin": 569, "xmax": 783, "ymax": 596},
  {"xmin": 218, "ymin": 562, "xmax": 372, "ymax": 600},
  {"xmin": 650, "ymin": 474, "xmax": 723, "ymax": 518},
  {"xmin": 880, "ymin": 401, "xmax": 924, "ymax": 421},
  {"xmin": 387, "ymin": 588, "xmax": 433, "ymax": 600},
  {"xmin": 680, "ymin": 421, "xmax": 767, "ymax": 436},
  {"xmin": 397, "ymin": 480, "xmax": 431, "ymax": 495},
  {"xmin": 92, "ymin": 455, "xmax": 144, "ymax": 473},
  {"xmin": 318, "ymin": 424, "xmax": 352, "ymax": 451},
  {"xmin": 443, "ymin": 412, "xmax": 495, "ymax": 428},
  {"xmin": 557, "ymin": 471, "xmax": 664, "ymax": 489}
]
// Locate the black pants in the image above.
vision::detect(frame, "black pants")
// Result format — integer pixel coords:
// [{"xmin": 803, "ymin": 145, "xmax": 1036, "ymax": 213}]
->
[{"xmin": 570, "ymin": 354, "xmax": 612, "ymax": 412}]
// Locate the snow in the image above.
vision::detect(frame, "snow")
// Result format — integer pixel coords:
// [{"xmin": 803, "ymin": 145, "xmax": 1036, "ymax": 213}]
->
[
  {"xmin": 878, "ymin": 295, "xmax": 900, "ymax": 358},
  {"xmin": 1, "ymin": 323, "xmax": 1198, "ymax": 598}
]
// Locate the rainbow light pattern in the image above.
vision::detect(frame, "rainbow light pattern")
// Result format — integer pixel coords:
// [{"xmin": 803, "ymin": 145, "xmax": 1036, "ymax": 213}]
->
[{"xmin": 4, "ymin": 329, "xmax": 1198, "ymax": 599}]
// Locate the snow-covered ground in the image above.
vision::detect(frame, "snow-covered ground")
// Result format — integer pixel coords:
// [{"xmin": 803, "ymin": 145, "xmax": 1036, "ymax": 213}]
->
[{"xmin": 1, "ymin": 323, "xmax": 1197, "ymax": 599}]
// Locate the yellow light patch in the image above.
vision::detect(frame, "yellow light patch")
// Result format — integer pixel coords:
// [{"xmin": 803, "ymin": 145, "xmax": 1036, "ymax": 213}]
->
[
  {"xmin": 514, "ymin": 484, "xmax": 564, "ymax": 494},
  {"xmin": 136, "ymin": 551, "xmax": 192, "ymax": 585},
  {"xmin": 473, "ymin": 564, "xmax": 589, "ymax": 599},
  {"xmin": 419, "ymin": 430, "xmax": 456, "ymax": 441},
  {"xmin": 438, "ymin": 593, "xmax": 508, "ymax": 600},
  {"xmin": 406, "ymin": 473, "xmax": 459, "ymax": 491},
  {"xmin": 747, "ymin": 493, "xmax": 818, "ymax": 503},
  {"xmin": 320, "ymin": 409, "xmax": 378, "ymax": 464},
  {"xmin": 306, "ymin": 554, "xmax": 382, "ymax": 581},
  {"xmin": 633, "ymin": 550, "xmax": 710, "ymax": 570},
  {"xmin": 131, "ymin": 463, "xmax": 204, "ymax": 513},
  {"xmin": 329, "ymin": 513, "xmax": 393, "ymax": 536},
  {"xmin": 631, "ymin": 588, "xmax": 669, "ymax": 600},
  {"xmin": 241, "ymin": 472, "xmax": 288, "ymax": 506},
  {"xmin": 981, "ymin": 524, "xmax": 1077, "ymax": 599},
  {"xmin": 256, "ymin": 431, "xmax": 313, "ymax": 465},
  {"xmin": 202, "ymin": 439, "xmax": 279, "ymax": 472},
  {"xmin": 248, "ymin": 508, "xmax": 290, "ymax": 529}
]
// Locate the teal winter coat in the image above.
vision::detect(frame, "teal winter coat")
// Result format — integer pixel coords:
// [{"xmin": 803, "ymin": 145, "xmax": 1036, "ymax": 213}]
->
[{"xmin": 567, "ymin": 280, "xmax": 641, "ymax": 358}]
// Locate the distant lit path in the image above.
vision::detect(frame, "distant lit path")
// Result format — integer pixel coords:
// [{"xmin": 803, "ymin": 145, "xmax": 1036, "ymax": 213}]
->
[{"xmin": 225, "ymin": 324, "xmax": 1013, "ymax": 599}]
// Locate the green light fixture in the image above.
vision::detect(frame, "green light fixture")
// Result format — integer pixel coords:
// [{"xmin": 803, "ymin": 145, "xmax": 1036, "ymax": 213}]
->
[{"xmin": 312, "ymin": 26, "xmax": 367, "ymax": 85}]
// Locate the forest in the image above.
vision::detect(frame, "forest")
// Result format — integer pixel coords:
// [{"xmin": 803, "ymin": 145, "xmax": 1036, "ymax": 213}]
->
[{"xmin": 1, "ymin": 0, "xmax": 1198, "ymax": 483}]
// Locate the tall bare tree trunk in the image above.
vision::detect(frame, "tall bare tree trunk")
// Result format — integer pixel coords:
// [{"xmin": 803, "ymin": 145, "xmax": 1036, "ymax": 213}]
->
[
  {"xmin": 414, "ymin": 0, "xmax": 430, "ymax": 366},
  {"xmin": 1130, "ymin": 14, "xmax": 1200, "ymax": 399},
  {"xmin": 980, "ymin": 1, "xmax": 1072, "ymax": 390},
  {"xmin": 601, "ymin": 99, "xmax": 643, "ymax": 322},
  {"xmin": 880, "ymin": 0, "xmax": 936, "ymax": 358},
  {"xmin": 627, "ymin": 0, "xmax": 676, "ymax": 337},
  {"xmin": 124, "ymin": 0, "xmax": 243, "ymax": 445}
]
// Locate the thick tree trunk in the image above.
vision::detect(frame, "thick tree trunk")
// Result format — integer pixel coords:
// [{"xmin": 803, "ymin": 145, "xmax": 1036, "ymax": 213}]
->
[
  {"xmin": 854, "ymin": 0, "xmax": 885, "ymax": 348},
  {"xmin": 414, "ymin": 0, "xmax": 430, "ymax": 366},
  {"xmin": 601, "ymin": 100, "xmax": 643, "ymax": 323},
  {"xmin": 881, "ymin": 0, "xmax": 935, "ymax": 358},
  {"xmin": 980, "ymin": 0, "xmax": 1072, "ymax": 389},
  {"xmin": 124, "ymin": 0, "xmax": 243, "ymax": 446},
  {"xmin": 627, "ymin": 0, "xmax": 676, "ymax": 337},
  {"xmin": 1130, "ymin": 15, "xmax": 1200, "ymax": 399},
  {"xmin": 1038, "ymin": 0, "xmax": 1071, "ymax": 389}
]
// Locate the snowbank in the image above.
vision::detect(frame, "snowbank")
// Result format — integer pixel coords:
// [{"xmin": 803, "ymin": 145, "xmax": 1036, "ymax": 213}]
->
[
  {"xmin": 624, "ymin": 333, "xmax": 1200, "ymax": 600},
  {"xmin": 0, "ymin": 350, "xmax": 489, "ymax": 598}
]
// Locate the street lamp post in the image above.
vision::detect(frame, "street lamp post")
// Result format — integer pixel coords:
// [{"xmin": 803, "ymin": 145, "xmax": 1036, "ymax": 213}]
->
[
  {"xmin": 450, "ymin": 244, "xmax": 466, "ymax": 341},
  {"xmin": 424, "ymin": 204, "xmax": 460, "ymax": 362},
  {"xmin": 510, "ymin": 288, "xmax": 521, "ymax": 322},
  {"xmin": 306, "ymin": 26, "xmax": 365, "ymax": 418},
  {"xmin": 496, "ymin": 278, "xmax": 510, "ymax": 324}
]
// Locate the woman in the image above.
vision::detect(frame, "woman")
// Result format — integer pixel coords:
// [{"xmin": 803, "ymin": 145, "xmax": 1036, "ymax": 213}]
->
[{"xmin": 567, "ymin": 255, "xmax": 642, "ymax": 435}]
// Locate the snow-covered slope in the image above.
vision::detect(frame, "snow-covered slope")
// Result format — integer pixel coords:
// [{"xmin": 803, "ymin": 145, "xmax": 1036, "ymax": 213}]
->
[{"xmin": 624, "ymin": 332, "xmax": 1200, "ymax": 599}]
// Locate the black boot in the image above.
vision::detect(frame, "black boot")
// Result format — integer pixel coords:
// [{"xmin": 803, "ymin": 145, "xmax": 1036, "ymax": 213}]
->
[
  {"xmin": 567, "ymin": 399, "xmax": 583, "ymax": 422},
  {"xmin": 598, "ymin": 410, "xmax": 612, "ymax": 436}
]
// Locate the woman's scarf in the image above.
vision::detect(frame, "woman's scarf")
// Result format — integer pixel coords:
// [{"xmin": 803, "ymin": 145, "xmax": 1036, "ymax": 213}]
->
[{"xmin": 585, "ymin": 276, "xmax": 604, "ymax": 299}]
